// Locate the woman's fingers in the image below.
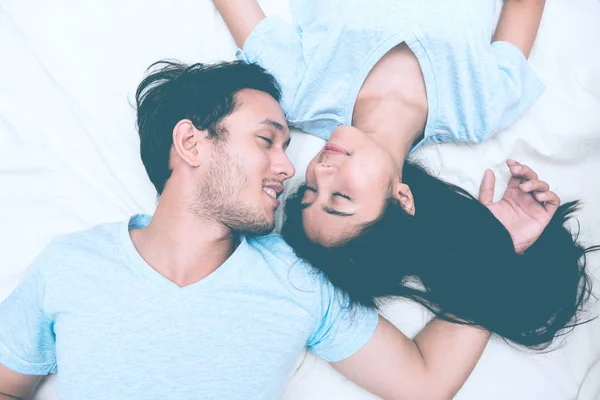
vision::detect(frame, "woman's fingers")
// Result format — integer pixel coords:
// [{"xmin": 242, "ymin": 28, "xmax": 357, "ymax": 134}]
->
[
  {"xmin": 519, "ymin": 179, "xmax": 550, "ymax": 194},
  {"xmin": 508, "ymin": 160, "xmax": 539, "ymax": 181},
  {"xmin": 478, "ymin": 169, "xmax": 496, "ymax": 205},
  {"xmin": 535, "ymin": 190, "xmax": 560, "ymax": 214}
]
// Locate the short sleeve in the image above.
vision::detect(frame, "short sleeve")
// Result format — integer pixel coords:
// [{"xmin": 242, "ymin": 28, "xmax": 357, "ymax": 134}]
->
[
  {"xmin": 236, "ymin": 16, "xmax": 306, "ymax": 114},
  {"xmin": 490, "ymin": 40, "xmax": 545, "ymax": 133},
  {"xmin": 307, "ymin": 279, "xmax": 379, "ymax": 362},
  {"xmin": 0, "ymin": 258, "xmax": 57, "ymax": 375}
]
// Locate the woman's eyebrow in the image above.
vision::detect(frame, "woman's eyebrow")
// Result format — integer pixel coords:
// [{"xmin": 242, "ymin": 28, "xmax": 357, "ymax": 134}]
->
[
  {"xmin": 300, "ymin": 201, "xmax": 313, "ymax": 210},
  {"xmin": 323, "ymin": 206, "xmax": 354, "ymax": 217}
]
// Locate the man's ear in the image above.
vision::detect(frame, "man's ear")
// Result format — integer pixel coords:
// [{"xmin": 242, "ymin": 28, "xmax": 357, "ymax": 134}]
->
[
  {"xmin": 392, "ymin": 181, "xmax": 415, "ymax": 215},
  {"xmin": 171, "ymin": 119, "xmax": 208, "ymax": 168}
]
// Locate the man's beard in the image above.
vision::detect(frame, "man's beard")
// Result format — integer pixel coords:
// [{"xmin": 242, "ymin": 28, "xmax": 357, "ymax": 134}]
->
[{"xmin": 190, "ymin": 144, "xmax": 274, "ymax": 235}]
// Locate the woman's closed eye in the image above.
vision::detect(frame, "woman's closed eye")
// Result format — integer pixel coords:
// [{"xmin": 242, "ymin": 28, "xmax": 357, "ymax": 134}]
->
[
  {"xmin": 333, "ymin": 192, "xmax": 351, "ymax": 200},
  {"xmin": 300, "ymin": 185, "xmax": 315, "ymax": 209},
  {"xmin": 300, "ymin": 185, "xmax": 355, "ymax": 216},
  {"xmin": 305, "ymin": 186, "xmax": 351, "ymax": 200}
]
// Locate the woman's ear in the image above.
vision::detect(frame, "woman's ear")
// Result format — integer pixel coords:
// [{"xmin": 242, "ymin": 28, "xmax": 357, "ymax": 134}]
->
[{"xmin": 392, "ymin": 181, "xmax": 415, "ymax": 215}]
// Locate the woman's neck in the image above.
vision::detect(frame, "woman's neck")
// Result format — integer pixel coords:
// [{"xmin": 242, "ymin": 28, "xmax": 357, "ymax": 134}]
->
[
  {"xmin": 353, "ymin": 96, "xmax": 427, "ymax": 168},
  {"xmin": 352, "ymin": 42, "xmax": 428, "ymax": 169}
]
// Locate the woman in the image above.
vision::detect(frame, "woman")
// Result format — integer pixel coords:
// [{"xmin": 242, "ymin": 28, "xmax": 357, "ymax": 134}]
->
[{"xmin": 215, "ymin": 0, "xmax": 597, "ymax": 348}]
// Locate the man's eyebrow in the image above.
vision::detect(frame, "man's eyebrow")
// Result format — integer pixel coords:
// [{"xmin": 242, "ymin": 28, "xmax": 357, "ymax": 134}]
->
[{"xmin": 260, "ymin": 118, "xmax": 286, "ymax": 132}]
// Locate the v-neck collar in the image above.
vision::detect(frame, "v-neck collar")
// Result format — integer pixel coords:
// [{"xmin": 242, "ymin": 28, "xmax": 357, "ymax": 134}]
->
[{"xmin": 118, "ymin": 214, "xmax": 247, "ymax": 298}]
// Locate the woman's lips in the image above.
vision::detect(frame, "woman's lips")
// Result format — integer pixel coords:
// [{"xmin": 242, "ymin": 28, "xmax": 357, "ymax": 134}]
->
[{"xmin": 324, "ymin": 143, "xmax": 349, "ymax": 155}]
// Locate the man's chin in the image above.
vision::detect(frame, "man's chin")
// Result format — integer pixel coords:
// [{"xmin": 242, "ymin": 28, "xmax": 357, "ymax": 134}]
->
[
  {"xmin": 255, "ymin": 220, "xmax": 276, "ymax": 236},
  {"xmin": 233, "ymin": 218, "xmax": 275, "ymax": 236}
]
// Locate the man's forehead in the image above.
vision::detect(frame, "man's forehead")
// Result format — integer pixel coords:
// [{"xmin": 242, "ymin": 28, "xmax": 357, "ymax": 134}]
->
[{"xmin": 233, "ymin": 90, "xmax": 287, "ymax": 128}]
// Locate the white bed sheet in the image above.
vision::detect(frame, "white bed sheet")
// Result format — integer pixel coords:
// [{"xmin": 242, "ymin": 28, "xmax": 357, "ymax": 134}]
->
[{"xmin": 0, "ymin": 1, "xmax": 598, "ymax": 399}]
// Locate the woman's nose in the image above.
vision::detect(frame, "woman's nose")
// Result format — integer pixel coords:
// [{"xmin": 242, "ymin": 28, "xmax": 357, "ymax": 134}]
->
[{"xmin": 314, "ymin": 162, "xmax": 335, "ymax": 175}]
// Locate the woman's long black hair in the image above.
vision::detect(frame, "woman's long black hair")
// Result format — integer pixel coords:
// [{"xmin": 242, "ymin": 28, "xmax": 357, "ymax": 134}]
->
[{"xmin": 282, "ymin": 161, "xmax": 598, "ymax": 349}]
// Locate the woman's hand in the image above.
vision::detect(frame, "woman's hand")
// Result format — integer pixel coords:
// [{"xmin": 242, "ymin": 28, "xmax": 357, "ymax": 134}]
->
[{"xmin": 478, "ymin": 159, "xmax": 560, "ymax": 254}]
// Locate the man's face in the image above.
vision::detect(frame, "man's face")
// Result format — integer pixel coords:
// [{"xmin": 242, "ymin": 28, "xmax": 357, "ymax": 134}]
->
[{"xmin": 192, "ymin": 89, "xmax": 294, "ymax": 235}]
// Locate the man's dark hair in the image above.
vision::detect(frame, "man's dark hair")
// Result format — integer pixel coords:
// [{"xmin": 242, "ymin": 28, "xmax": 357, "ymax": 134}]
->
[
  {"xmin": 283, "ymin": 161, "xmax": 598, "ymax": 350},
  {"xmin": 135, "ymin": 60, "xmax": 281, "ymax": 194}
]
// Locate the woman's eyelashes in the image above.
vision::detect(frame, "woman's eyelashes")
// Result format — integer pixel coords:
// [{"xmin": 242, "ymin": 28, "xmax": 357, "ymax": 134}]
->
[
  {"xmin": 305, "ymin": 186, "xmax": 351, "ymax": 201},
  {"xmin": 333, "ymin": 192, "xmax": 351, "ymax": 200}
]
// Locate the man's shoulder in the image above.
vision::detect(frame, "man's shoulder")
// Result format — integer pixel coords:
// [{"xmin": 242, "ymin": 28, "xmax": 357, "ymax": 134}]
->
[
  {"xmin": 49, "ymin": 220, "xmax": 122, "ymax": 251},
  {"xmin": 246, "ymin": 233, "xmax": 302, "ymax": 265},
  {"xmin": 33, "ymin": 220, "xmax": 124, "ymax": 274},
  {"xmin": 245, "ymin": 233, "xmax": 329, "ymax": 288}
]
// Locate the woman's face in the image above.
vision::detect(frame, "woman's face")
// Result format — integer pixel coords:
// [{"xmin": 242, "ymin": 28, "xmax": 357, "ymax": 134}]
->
[{"xmin": 301, "ymin": 125, "xmax": 401, "ymax": 246}]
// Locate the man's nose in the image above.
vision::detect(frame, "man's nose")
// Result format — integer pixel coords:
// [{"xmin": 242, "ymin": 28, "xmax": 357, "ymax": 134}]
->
[{"xmin": 275, "ymin": 152, "xmax": 295, "ymax": 180}]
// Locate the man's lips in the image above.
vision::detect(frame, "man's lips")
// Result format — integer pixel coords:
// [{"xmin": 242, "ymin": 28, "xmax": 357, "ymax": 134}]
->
[{"xmin": 263, "ymin": 182, "xmax": 284, "ymax": 207}]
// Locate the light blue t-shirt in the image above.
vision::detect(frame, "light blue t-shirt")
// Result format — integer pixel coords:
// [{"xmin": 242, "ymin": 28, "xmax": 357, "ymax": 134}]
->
[
  {"xmin": 0, "ymin": 215, "xmax": 378, "ymax": 400},
  {"xmin": 237, "ymin": 0, "xmax": 545, "ymax": 150}
]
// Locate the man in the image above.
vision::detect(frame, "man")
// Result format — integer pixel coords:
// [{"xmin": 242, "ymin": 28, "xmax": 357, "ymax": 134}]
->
[{"xmin": 0, "ymin": 60, "xmax": 552, "ymax": 400}]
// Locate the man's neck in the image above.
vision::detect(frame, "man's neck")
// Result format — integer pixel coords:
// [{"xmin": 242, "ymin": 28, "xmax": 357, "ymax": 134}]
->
[{"xmin": 130, "ymin": 187, "xmax": 236, "ymax": 288}]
